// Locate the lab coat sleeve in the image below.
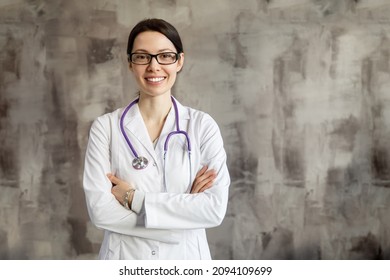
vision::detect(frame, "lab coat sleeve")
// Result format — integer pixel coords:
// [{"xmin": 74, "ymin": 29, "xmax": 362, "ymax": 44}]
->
[
  {"xmin": 83, "ymin": 116, "xmax": 180, "ymax": 243},
  {"xmin": 141, "ymin": 114, "xmax": 230, "ymax": 230}
]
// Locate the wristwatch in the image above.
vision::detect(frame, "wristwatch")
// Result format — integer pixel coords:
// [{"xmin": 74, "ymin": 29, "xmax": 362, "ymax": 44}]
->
[{"xmin": 123, "ymin": 189, "xmax": 135, "ymax": 210}]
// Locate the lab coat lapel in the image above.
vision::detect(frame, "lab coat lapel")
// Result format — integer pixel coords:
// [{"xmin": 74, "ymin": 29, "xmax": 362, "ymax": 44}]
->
[
  {"xmin": 155, "ymin": 97, "xmax": 190, "ymax": 159},
  {"xmin": 122, "ymin": 101, "xmax": 158, "ymax": 165},
  {"xmin": 160, "ymin": 98, "xmax": 189, "ymax": 141},
  {"xmin": 155, "ymin": 97, "xmax": 190, "ymax": 154},
  {"xmin": 153, "ymin": 102, "xmax": 175, "ymax": 164},
  {"xmin": 172, "ymin": 96, "xmax": 190, "ymax": 129}
]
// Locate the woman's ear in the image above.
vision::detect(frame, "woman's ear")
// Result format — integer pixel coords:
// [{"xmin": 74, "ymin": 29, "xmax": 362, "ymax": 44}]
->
[
  {"xmin": 127, "ymin": 55, "xmax": 133, "ymax": 71},
  {"xmin": 177, "ymin": 52, "xmax": 184, "ymax": 72}
]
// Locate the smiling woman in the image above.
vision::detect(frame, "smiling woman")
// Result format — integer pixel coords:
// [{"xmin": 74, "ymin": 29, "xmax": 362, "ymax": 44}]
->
[
  {"xmin": 82, "ymin": 18, "xmax": 230, "ymax": 260},
  {"xmin": 129, "ymin": 30, "xmax": 184, "ymax": 99}
]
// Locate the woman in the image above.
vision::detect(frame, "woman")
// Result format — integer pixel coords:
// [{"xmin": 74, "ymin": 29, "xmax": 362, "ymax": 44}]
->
[{"xmin": 83, "ymin": 18, "xmax": 230, "ymax": 259}]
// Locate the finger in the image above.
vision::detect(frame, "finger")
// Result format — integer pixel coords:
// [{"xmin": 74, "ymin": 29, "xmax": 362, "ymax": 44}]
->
[
  {"xmin": 191, "ymin": 178, "xmax": 204, "ymax": 193},
  {"xmin": 191, "ymin": 168, "xmax": 216, "ymax": 194},
  {"xmin": 203, "ymin": 169, "xmax": 217, "ymax": 178},
  {"xmin": 191, "ymin": 173, "xmax": 216, "ymax": 193},
  {"xmin": 194, "ymin": 170, "xmax": 216, "ymax": 185},
  {"xmin": 195, "ymin": 166, "xmax": 208, "ymax": 177},
  {"xmin": 191, "ymin": 172, "xmax": 217, "ymax": 193},
  {"xmin": 198, "ymin": 180, "xmax": 214, "ymax": 193},
  {"xmin": 107, "ymin": 173, "xmax": 120, "ymax": 185},
  {"xmin": 191, "ymin": 177, "xmax": 206, "ymax": 193},
  {"xmin": 110, "ymin": 186, "xmax": 120, "ymax": 198},
  {"xmin": 192, "ymin": 178, "xmax": 213, "ymax": 194},
  {"xmin": 111, "ymin": 185, "xmax": 119, "ymax": 195}
]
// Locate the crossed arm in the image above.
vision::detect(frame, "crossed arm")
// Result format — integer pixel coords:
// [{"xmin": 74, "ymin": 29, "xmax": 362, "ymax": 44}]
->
[{"xmin": 109, "ymin": 165, "xmax": 217, "ymax": 209}]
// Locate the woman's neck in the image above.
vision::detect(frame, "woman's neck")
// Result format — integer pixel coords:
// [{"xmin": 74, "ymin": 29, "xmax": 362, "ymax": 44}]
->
[
  {"xmin": 138, "ymin": 93, "xmax": 172, "ymax": 123},
  {"xmin": 137, "ymin": 93, "xmax": 172, "ymax": 142}
]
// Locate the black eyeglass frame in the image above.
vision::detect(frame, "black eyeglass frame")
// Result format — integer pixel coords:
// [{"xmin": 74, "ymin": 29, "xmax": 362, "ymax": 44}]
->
[{"xmin": 127, "ymin": 52, "xmax": 180, "ymax": 65}]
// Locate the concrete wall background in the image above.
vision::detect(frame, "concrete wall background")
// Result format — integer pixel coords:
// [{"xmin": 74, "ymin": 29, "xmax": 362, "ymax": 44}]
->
[{"xmin": 1, "ymin": 0, "xmax": 390, "ymax": 259}]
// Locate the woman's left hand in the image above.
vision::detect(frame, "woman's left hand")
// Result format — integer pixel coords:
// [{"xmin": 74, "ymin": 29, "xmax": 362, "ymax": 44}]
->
[
  {"xmin": 191, "ymin": 166, "xmax": 216, "ymax": 194},
  {"xmin": 107, "ymin": 173, "xmax": 135, "ymax": 206}
]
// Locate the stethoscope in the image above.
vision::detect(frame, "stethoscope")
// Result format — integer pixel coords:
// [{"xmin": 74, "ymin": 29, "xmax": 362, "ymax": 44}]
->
[{"xmin": 120, "ymin": 96, "xmax": 192, "ymax": 191}]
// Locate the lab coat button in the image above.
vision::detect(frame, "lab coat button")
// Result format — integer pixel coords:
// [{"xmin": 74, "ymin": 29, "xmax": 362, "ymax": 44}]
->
[
  {"xmin": 153, "ymin": 162, "xmax": 157, "ymax": 167},
  {"xmin": 152, "ymin": 251, "xmax": 156, "ymax": 255}
]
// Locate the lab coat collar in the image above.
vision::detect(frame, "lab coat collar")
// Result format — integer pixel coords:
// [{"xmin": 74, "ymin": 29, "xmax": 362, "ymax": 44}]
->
[
  {"xmin": 171, "ymin": 96, "xmax": 190, "ymax": 121},
  {"xmin": 121, "ymin": 95, "xmax": 190, "ymax": 127}
]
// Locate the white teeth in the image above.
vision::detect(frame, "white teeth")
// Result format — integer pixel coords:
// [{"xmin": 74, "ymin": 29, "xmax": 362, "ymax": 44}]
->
[{"xmin": 147, "ymin": 77, "xmax": 165, "ymax": 82}]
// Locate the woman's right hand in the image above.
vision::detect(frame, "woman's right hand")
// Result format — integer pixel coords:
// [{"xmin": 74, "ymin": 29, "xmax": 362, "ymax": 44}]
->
[{"xmin": 190, "ymin": 166, "xmax": 216, "ymax": 194}]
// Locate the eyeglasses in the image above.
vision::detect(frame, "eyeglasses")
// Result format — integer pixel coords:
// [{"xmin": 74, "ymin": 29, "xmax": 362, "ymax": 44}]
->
[{"xmin": 128, "ymin": 52, "xmax": 179, "ymax": 65}]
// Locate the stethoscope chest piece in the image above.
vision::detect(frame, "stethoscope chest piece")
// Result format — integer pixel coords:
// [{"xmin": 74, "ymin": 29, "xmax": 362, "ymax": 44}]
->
[{"xmin": 132, "ymin": 156, "xmax": 148, "ymax": 170}]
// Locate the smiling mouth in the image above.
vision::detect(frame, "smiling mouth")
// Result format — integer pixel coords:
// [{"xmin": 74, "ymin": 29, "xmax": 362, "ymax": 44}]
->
[{"xmin": 145, "ymin": 77, "xmax": 166, "ymax": 83}]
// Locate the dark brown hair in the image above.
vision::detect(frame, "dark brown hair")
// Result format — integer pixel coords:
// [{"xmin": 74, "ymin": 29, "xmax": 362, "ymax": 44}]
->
[{"xmin": 127, "ymin": 18, "xmax": 184, "ymax": 56}]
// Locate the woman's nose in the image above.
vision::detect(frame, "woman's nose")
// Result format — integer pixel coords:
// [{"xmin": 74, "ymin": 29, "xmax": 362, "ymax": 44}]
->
[{"xmin": 147, "ymin": 56, "xmax": 161, "ymax": 71}]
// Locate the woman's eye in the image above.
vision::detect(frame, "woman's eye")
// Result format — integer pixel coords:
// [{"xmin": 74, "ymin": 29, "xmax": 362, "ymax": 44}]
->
[{"xmin": 161, "ymin": 53, "xmax": 173, "ymax": 58}]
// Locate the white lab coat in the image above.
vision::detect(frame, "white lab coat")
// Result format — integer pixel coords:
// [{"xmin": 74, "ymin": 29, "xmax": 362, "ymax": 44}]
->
[{"xmin": 83, "ymin": 96, "xmax": 230, "ymax": 259}]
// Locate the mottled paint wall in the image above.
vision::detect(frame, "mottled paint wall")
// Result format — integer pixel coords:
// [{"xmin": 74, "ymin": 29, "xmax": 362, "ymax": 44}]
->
[{"xmin": 0, "ymin": 0, "xmax": 389, "ymax": 259}]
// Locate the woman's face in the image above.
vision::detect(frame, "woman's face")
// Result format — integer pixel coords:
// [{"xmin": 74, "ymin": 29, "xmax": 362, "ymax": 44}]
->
[{"xmin": 130, "ymin": 31, "xmax": 184, "ymax": 98}]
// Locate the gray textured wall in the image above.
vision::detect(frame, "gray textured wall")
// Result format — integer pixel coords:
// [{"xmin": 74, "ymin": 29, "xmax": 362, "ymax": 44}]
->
[{"xmin": 1, "ymin": 0, "xmax": 390, "ymax": 259}]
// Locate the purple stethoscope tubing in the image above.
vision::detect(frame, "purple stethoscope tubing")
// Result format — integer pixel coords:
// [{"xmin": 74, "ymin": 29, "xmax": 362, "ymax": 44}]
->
[
  {"xmin": 164, "ymin": 96, "xmax": 191, "ymax": 152},
  {"xmin": 120, "ymin": 98, "xmax": 141, "ymax": 159},
  {"xmin": 120, "ymin": 96, "xmax": 192, "ymax": 191}
]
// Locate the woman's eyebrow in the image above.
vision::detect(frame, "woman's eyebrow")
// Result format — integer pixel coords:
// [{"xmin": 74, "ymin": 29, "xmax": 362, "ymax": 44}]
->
[
  {"xmin": 157, "ymin": 48, "xmax": 175, "ymax": 52},
  {"xmin": 132, "ymin": 48, "xmax": 175, "ymax": 53},
  {"xmin": 132, "ymin": 49, "xmax": 149, "ymax": 53}
]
